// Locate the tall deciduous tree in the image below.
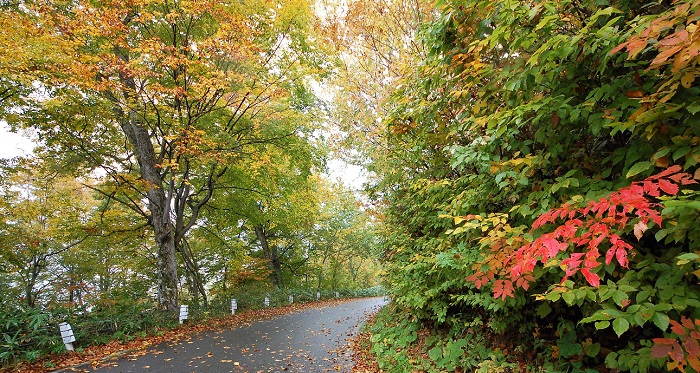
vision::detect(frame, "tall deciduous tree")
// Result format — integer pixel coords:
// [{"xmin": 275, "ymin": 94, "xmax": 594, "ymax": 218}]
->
[
  {"xmin": 211, "ymin": 134, "xmax": 324, "ymax": 290},
  {"xmin": 9, "ymin": 0, "xmax": 324, "ymax": 310}
]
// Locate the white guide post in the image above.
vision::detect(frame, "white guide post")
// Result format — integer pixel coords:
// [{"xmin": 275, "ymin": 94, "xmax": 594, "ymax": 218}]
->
[
  {"xmin": 231, "ymin": 299, "xmax": 238, "ymax": 315},
  {"xmin": 59, "ymin": 322, "xmax": 76, "ymax": 351},
  {"xmin": 179, "ymin": 305, "xmax": 189, "ymax": 324}
]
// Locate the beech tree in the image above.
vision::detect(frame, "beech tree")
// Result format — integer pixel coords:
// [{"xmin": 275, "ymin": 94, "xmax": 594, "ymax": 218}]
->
[{"xmin": 6, "ymin": 0, "xmax": 325, "ymax": 311}]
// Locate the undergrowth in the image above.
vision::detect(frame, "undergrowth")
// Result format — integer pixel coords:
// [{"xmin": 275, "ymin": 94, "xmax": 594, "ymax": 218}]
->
[{"xmin": 0, "ymin": 286, "xmax": 386, "ymax": 368}]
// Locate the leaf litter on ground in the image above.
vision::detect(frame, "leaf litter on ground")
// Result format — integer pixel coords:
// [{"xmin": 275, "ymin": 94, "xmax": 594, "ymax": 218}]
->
[{"xmin": 3, "ymin": 298, "xmax": 357, "ymax": 373}]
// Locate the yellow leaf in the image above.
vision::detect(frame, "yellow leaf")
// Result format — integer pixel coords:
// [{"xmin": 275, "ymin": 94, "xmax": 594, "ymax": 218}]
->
[
  {"xmin": 681, "ymin": 72, "xmax": 695, "ymax": 88},
  {"xmin": 544, "ymin": 259, "xmax": 560, "ymax": 268}
]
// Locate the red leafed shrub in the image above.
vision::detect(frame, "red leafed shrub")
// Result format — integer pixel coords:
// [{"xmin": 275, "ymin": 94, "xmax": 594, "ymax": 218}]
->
[
  {"xmin": 469, "ymin": 165, "xmax": 697, "ymax": 299},
  {"xmin": 652, "ymin": 316, "xmax": 700, "ymax": 372}
]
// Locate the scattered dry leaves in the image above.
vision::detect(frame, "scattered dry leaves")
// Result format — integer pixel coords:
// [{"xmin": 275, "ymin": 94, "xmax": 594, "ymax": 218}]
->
[{"xmin": 2, "ymin": 298, "xmax": 356, "ymax": 373}]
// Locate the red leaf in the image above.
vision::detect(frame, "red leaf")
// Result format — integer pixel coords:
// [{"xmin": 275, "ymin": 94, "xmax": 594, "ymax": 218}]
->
[
  {"xmin": 650, "ymin": 165, "xmax": 682, "ymax": 180},
  {"xmin": 542, "ymin": 237, "xmax": 565, "ymax": 258},
  {"xmin": 493, "ymin": 279, "xmax": 514, "ymax": 300},
  {"xmin": 669, "ymin": 173, "xmax": 685, "ymax": 183},
  {"xmin": 616, "ymin": 246, "xmax": 630, "ymax": 268},
  {"xmin": 580, "ymin": 267, "xmax": 600, "ymax": 287},
  {"xmin": 682, "ymin": 176, "xmax": 698, "ymax": 185},
  {"xmin": 658, "ymin": 179, "xmax": 679, "ymax": 195},
  {"xmin": 651, "ymin": 339, "xmax": 674, "ymax": 359},
  {"xmin": 684, "ymin": 338, "xmax": 700, "ymax": 358},
  {"xmin": 644, "ymin": 180, "xmax": 660, "ymax": 196}
]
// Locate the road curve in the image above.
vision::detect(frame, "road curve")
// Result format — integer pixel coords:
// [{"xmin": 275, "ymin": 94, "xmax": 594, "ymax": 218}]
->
[{"xmin": 89, "ymin": 297, "xmax": 387, "ymax": 373}]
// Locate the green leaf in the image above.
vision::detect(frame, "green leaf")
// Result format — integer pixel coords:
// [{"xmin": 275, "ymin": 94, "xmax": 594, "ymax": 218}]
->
[
  {"xmin": 687, "ymin": 101, "xmax": 700, "ymax": 115},
  {"xmin": 672, "ymin": 146, "xmax": 691, "ymax": 161},
  {"xmin": 428, "ymin": 346, "xmax": 443, "ymax": 362},
  {"xmin": 634, "ymin": 312, "xmax": 646, "ymax": 327},
  {"xmin": 537, "ymin": 303, "xmax": 552, "ymax": 318},
  {"xmin": 584, "ymin": 342, "xmax": 601, "ymax": 357},
  {"xmin": 595, "ymin": 321, "xmax": 610, "ymax": 330},
  {"xmin": 562, "ymin": 291, "xmax": 576, "ymax": 306},
  {"xmin": 613, "ymin": 291, "xmax": 629, "ymax": 307},
  {"xmin": 626, "ymin": 161, "xmax": 653, "ymax": 178},
  {"xmin": 652, "ymin": 312, "xmax": 670, "ymax": 331},
  {"xmin": 545, "ymin": 292, "xmax": 561, "ymax": 302},
  {"xmin": 676, "ymin": 253, "xmax": 700, "ymax": 266},
  {"xmin": 581, "ymin": 309, "xmax": 616, "ymax": 323},
  {"xmin": 612, "ymin": 318, "xmax": 630, "ymax": 337}
]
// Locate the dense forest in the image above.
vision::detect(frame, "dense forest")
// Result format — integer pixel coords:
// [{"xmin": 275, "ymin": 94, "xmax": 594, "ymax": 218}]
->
[
  {"xmin": 2, "ymin": 0, "xmax": 700, "ymax": 372},
  {"xmin": 342, "ymin": 0, "xmax": 700, "ymax": 371}
]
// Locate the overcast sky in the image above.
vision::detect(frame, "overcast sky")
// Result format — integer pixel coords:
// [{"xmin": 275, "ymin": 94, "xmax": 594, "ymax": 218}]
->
[
  {"xmin": 0, "ymin": 123, "xmax": 35, "ymax": 159},
  {"xmin": 0, "ymin": 123, "xmax": 366, "ymax": 190}
]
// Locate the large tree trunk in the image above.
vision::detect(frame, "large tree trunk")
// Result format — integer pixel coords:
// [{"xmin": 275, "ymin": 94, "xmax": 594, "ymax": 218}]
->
[
  {"xmin": 120, "ymin": 113, "xmax": 179, "ymax": 312},
  {"xmin": 255, "ymin": 225, "xmax": 283, "ymax": 289}
]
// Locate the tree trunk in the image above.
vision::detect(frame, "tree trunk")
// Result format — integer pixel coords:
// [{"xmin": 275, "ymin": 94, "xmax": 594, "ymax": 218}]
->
[
  {"xmin": 25, "ymin": 256, "xmax": 42, "ymax": 308},
  {"xmin": 179, "ymin": 240, "xmax": 208, "ymax": 306},
  {"xmin": 255, "ymin": 225, "xmax": 283, "ymax": 289},
  {"xmin": 120, "ymin": 113, "xmax": 179, "ymax": 312}
]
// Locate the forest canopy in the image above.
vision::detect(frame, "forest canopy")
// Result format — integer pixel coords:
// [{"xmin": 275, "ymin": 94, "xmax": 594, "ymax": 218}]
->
[
  {"xmin": 0, "ymin": 0, "xmax": 382, "ymax": 366},
  {"xmin": 2, "ymin": 0, "xmax": 700, "ymax": 371}
]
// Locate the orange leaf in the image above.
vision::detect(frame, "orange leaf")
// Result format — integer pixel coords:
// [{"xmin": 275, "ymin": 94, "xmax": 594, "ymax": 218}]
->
[
  {"xmin": 659, "ymin": 30, "xmax": 689, "ymax": 46},
  {"xmin": 649, "ymin": 45, "xmax": 684, "ymax": 69},
  {"xmin": 652, "ymin": 339, "xmax": 675, "ymax": 359},
  {"xmin": 688, "ymin": 355, "xmax": 700, "ymax": 372},
  {"xmin": 626, "ymin": 38, "xmax": 649, "ymax": 60},
  {"xmin": 625, "ymin": 90, "xmax": 644, "ymax": 98}
]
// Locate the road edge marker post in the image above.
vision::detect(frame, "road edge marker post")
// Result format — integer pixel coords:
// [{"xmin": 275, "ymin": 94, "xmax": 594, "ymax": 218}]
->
[
  {"xmin": 231, "ymin": 299, "xmax": 238, "ymax": 315},
  {"xmin": 179, "ymin": 305, "xmax": 189, "ymax": 324},
  {"xmin": 59, "ymin": 322, "xmax": 76, "ymax": 351}
]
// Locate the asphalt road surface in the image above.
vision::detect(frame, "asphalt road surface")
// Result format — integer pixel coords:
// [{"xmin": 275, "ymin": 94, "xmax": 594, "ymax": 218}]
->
[{"xmin": 89, "ymin": 297, "xmax": 387, "ymax": 373}]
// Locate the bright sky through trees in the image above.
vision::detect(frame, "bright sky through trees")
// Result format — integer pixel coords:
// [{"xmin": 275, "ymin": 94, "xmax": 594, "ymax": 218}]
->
[{"xmin": 0, "ymin": 123, "xmax": 34, "ymax": 159}]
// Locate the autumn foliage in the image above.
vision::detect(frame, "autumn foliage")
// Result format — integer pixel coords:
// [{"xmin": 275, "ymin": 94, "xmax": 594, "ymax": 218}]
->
[
  {"xmin": 367, "ymin": 0, "xmax": 700, "ymax": 371},
  {"xmin": 469, "ymin": 166, "xmax": 698, "ymax": 300}
]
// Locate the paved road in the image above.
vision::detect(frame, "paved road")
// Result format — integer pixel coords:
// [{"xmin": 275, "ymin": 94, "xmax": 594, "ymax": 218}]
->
[{"xmin": 89, "ymin": 297, "xmax": 387, "ymax": 373}]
